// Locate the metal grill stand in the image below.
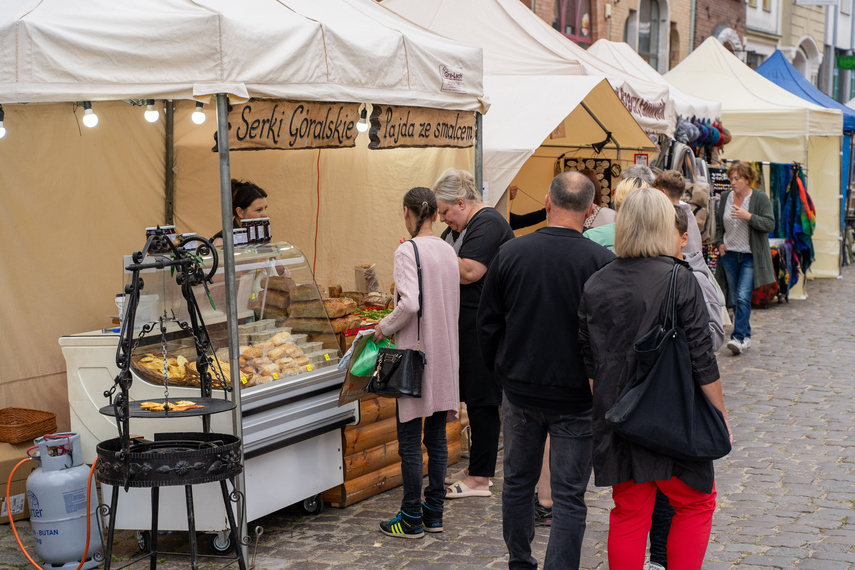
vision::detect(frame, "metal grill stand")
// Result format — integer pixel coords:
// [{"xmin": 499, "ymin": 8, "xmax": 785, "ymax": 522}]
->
[{"xmin": 97, "ymin": 231, "xmax": 247, "ymax": 570}]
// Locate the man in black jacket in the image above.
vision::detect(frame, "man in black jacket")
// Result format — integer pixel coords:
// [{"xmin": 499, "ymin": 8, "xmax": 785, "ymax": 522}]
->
[{"xmin": 478, "ymin": 171, "xmax": 615, "ymax": 569}]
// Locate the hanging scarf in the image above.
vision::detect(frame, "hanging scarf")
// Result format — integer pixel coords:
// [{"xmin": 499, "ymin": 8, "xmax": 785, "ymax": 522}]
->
[{"xmin": 782, "ymin": 165, "xmax": 815, "ymax": 274}]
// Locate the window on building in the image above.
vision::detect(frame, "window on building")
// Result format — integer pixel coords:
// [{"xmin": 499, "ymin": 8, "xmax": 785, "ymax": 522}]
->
[
  {"xmin": 745, "ymin": 51, "xmax": 764, "ymax": 69},
  {"xmin": 553, "ymin": 0, "xmax": 594, "ymax": 46},
  {"xmin": 638, "ymin": 0, "xmax": 660, "ymax": 69},
  {"xmin": 624, "ymin": 9, "xmax": 638, "ymax": 45},
  {"xmin": 669, "ymin": 23, "xmax": 680, "ymax": 70},
  {"xmin": 842, "ymin": 0, "xmax": 851, "ymax": 15},
  {"xmin": 762, "ymin": 0, "xmax": 772, "ymax": 12},
  {"xmin": 748, "ymin": 0, "xmax": 757, "ymax": 6}
]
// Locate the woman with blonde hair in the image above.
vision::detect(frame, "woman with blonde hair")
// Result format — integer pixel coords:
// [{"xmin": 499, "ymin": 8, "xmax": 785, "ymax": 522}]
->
[
  {"xmin": 579, "ymin": 187, "xmax": 730, "ymax": 569},
  {"xmin": 434, "ymin": 167, "xmax": 514, "ymax": 498}
]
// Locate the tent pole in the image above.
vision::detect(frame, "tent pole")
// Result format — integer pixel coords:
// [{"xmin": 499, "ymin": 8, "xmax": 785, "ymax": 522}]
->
[
  {"xmin": 165, "ymin": 100, "xmax": 175, "ymax": 225},
  {"xmin": 475, "ymin": 112, "xmax": 484, "ymax": 201},
  {"xmin": 216, "ymin": 92, "xmax": 250, "ymax": 561}
]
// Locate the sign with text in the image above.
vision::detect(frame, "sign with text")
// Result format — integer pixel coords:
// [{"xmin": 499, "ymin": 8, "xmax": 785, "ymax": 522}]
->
[
  {"xmin": 229, "ymin": 100, "xmax": 360, "ymax": 151},
  {"xmin": 369, "ymin": 105, "xmax": 476, "ymax": 149},
  {"xmin": 838, "ymin": 55, "xmax": 855, "ymax": 70}
]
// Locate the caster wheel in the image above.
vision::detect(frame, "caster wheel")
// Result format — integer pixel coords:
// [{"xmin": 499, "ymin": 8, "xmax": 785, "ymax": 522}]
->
[
  {"xmin": 136, "ymin": 530, "xmax": 151, "ymax": 552},
  {"xmin": 302, "ymin": 493, "xmax": 323, "ymax": 515},
  {"xmin": 211, "ymin": 531, "xmax": 233, "ymax": 553}
]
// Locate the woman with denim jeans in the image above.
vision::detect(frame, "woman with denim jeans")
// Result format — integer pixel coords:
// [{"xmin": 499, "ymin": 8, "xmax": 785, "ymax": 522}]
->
[
  {"xmin": 713, "ymin": 162, "xmax": 776, "ymax": 355},
  {"xmin": 373, "ymin": 187, "xmax": 461, "ymax": 539}
]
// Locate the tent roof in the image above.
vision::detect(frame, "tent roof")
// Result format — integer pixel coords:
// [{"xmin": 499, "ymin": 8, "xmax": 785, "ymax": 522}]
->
[
  {"xmin": 755, "ymin": 50, "xmax": 855, "ymax": 133},
  {"xmin": 0, "ymin": 0, "xmax": 486, "ymax": 111},
  {"xmin": 588, "ymin": 39, "xmax": 721, "ymax": 122},
  {"xmin": 383, "ymin": 0, "xmax": 674, "ymax": 135},
  {"xmin": 665, "ymin": 37, "xmax": 841, "ymax": 137}
]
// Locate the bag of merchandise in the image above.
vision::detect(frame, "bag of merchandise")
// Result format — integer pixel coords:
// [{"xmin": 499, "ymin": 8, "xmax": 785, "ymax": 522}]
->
[{"xmin": 349, "ymin": 336, "xmax": 394, "ymax": 377}]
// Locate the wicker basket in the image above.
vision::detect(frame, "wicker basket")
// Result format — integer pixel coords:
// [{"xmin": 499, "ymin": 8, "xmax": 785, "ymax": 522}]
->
[{"xmin": 0, "ymin": 408, "xmax": 58, "ymax": 444}]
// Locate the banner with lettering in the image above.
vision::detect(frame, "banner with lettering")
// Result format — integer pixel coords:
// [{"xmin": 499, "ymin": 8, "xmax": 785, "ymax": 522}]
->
[
  {"xmin": 228, "ymin": 100, "xmax": 361, "ymax": 150},
  {"xmin": 369, "ymin": 105, "xmax": 476, "ymax": 150}
]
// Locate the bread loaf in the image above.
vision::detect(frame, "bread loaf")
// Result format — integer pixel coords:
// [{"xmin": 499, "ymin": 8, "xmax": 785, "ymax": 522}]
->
[
  {"xmin": 291, "ymin": 284, "xmax": 318, "ymax": 301},
  {"xmin": 288, "ymin": 300, "xmax": 327, "ymax": 318},
  {"xmin": 340, "ymin": 291, "xmax": 365, "ymax": 307},
  {"xmin": 256, "ymin": 289, "xmax": 290, "ymax": 309},
  {"xmin": 329, "ymin": 285, "xmax": 343, "ymax": 298},
  {"xmin": 261, "ymin": 276, "xmax": 295, "ymax": 292}
]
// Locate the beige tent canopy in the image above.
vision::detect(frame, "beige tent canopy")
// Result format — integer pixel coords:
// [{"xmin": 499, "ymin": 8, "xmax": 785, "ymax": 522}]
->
[
  {"xmin": 666, "ymin": 37, "xmax": 842, "ymax": 280},
  {"xmin": 383, "ymin": 0, "xmax": 659, "ymax": 207},
  {"xmin": 589, "ymin": 40, "xmax": 722, "ymax": 122},
  {"xmin": 0, "ymin": 0, "xmax": 485, "ymax": 427}
]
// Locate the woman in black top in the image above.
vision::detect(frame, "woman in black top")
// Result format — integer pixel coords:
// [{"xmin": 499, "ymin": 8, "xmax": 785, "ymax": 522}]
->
[
  {"xmin": 434, "ymin": 168, "xmax": 514, "ymax": 498},
  {"xmin": 578, "ymin": 187, "xmax": 730, "ymax": 569},
  {"xmin": 211, "ymin": 179, "xmax": 268, "ymax": 246}
]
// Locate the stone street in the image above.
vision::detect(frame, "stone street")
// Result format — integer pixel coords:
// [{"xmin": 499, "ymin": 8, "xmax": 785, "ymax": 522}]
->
[{"xmin": 2, "ymin": 267, "xmax": 855, "ymax": 569}]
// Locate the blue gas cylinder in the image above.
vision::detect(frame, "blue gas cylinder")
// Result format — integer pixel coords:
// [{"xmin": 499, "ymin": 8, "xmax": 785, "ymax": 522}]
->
[{"xmin": 27, "ymin": 433, "xmax": 101, "ymax": 569}]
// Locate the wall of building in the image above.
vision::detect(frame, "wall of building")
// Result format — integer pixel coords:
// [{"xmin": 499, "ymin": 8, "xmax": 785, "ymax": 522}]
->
[{"xmin": 694, "ymin": 0, "xmax": 746, "ymax": 51}]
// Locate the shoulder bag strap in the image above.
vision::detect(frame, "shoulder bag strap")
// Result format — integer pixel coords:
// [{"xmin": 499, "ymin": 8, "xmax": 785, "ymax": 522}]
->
[
  {"xmin": 663, "ymin": 263, "xmax": 680, "ymax": 330},
  {"xmin": 408, "ymin": 239, "xmax": 423, "ymax": 349}
]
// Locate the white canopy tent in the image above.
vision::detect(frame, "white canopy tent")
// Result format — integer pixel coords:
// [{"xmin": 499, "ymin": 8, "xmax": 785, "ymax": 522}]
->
[
  {"xmin": 589, "ymin": 40, "xmax": 721, "ymax": 122},
  {"xmin": 0, "ymin": 0, "xmax": 485, "ymax": 439},
  {"xmin": 383, "ymin": 0, "xmax": 660, "ymax": 207},
  {"xmin": 666, "ymin": 37, "xmax": 842, "ymax": 281}
]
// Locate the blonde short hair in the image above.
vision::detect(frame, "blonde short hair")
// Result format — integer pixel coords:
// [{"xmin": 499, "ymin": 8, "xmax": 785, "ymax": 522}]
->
[
  {"xmin": 433, "ymin": 168, "xmax": 482, "ymax": 204},
  {"xmin": 614, "ymin": 187, "xmax": 676, "ymax": 258},
  {"xmin": 613, "ymin": 177, "xmax": 647, "ymax": 211}
]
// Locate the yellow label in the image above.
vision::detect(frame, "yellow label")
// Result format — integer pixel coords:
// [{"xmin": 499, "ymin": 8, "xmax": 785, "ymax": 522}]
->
[
  {"xmin": 272, "ymin": 373, "xmax": 279, "ymax": 380},
  {"xmin": 250, "ymin": 293, "xmax": 256, "ymax": 300},
  {"xmin": 306, "ymin": 365, "xmax": 313, "ymax": 372},
  {"xmin": 241, "ymin": 376, "xmax": 247, "ymax": 385},
  {"xmin": 324, "ymin": 354, "xmax": 330, "ymax": 361}
]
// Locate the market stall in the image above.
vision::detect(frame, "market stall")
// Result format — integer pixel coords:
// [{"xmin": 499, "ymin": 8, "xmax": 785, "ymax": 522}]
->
[
  {"xmin": 384, "ymin": 0, "xmax": 661, "ymax": 219},
  {"xmin": 756, "ymin": 50, "xmax": 855, "ymax": 236},
  {"xmin": 0, "ymin": 0, "xmax": 486, "ymax": 544},
  {"xmin": 665, "ymin": 38, "xmax": 843, "ymax": 284}
]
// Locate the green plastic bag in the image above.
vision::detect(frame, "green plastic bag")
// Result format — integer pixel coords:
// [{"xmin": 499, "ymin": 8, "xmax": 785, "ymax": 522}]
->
[{"xmin": 349, "ymin": 336, "xmax": 394, "ymax": 377}]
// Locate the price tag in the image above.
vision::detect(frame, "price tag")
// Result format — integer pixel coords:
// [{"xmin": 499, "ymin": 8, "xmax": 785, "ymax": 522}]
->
[
  {"xmin": 250, "ymin": 293, "xmax": 256, "ymax": 300},
  {"xmin": 241, "ymin": 375, "xmax": 247, "ymax": 385},
  {"xmin": 324, "ymin": 354, "xmax": 330, "ymax": 361},
  {"xmin": 306, "ymin": 365, "xmax": 313, "ymax": 372},
  {"xmin": 272, "ymin": 373, "xmax": 279, "ymax": 380}
]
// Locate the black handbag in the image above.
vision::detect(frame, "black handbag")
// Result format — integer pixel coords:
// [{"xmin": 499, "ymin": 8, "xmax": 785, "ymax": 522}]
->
[
  {"xmin": 605, "ymin": 263, "xmax": 731, "ymax": 461},
  {"xmin": 364, "ymin": 240, "xmax": 425, "ymax": 398}
]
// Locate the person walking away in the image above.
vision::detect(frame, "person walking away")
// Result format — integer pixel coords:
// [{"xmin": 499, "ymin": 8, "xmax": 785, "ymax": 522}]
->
[
  {"xmin": 479, "ymin": 171, "xmax": 615, "ymax": 569},
  {"xmin": 373, "ymin": 187, "xmax": 461, "ymax": 538},
  {"xmin": 713, "ymin": 161, "xmax": 776, "ymax": 355},
  {"xmin": 652, "ymin": 170, "xmax": 702, "ymax": 255},
  {"xmin": 434, "ymin": 168, "xmax": 515, "ymax": 498},
  {"xmin": 579, "ymin": 187, "xmax": 732, "ymax": 569}
]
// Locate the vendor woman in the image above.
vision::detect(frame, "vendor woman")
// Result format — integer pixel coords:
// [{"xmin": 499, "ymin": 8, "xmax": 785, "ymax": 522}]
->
[{"xmin": 211, "ymin": 179, "xmax": 269, "ymax": 246}]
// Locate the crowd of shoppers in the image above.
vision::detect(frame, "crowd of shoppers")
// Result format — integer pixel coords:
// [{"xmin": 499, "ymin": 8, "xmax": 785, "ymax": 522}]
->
[{"xmin": 370, "ymin": 164, "xmax": 756, "ymax": 569}]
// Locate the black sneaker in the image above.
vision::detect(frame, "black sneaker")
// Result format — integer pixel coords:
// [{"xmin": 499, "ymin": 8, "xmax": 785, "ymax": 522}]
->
[
  {"xmin": 534, "ymin": 498, "xmax": 552, "ymax": 527},
  {"xmin": 379, "ymin": 510, "xmax": 424, "ymax": 539},
  {"xmin": 422, "ymin": 503, "xmax": 443, "ymax": 533}
]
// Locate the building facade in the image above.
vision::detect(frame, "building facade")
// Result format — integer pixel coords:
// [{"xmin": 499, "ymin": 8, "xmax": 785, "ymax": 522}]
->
[{"xmin": 694, "ymin": 0, "xmax": 746, "ymax": 55}]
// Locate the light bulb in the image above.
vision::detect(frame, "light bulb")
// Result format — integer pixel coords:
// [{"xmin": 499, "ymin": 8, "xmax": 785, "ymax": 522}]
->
[
  {"xmin": 0, "ymin": 122, "xmax": 5, "ymax": 139},
  {"xmin": 144, "ymin": 99, "xmax": 159, "ymax": 123},
  {"xmin": 192, "ymin": 101, "xmax": 206, "ymax": 125},
  {"xmin": 356, "ymin": 107, "xmax": 369, "ymax": 133},
  {"xmin": 82, "ymin": 101, "xmax": 99, "ymax": 128}
]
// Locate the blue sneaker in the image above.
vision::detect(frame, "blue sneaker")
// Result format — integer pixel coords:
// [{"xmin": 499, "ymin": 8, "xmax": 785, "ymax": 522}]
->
[
  {"xmin": 379, "ymin": 510, "xmax": 424, "ymax": 539},
  {"xmin": 422, "ymin": 503, "xmax": 443, "ymax": 533}
]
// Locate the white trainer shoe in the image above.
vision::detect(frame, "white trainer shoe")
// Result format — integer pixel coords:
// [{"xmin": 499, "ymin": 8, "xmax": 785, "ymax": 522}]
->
[
  {"xmin": 726, "ymin": 338, "xmax": 743, "ymax": 355},
  {"xmin": 742, "ymin": 337, "xmax": 751, "ymax": 350}
]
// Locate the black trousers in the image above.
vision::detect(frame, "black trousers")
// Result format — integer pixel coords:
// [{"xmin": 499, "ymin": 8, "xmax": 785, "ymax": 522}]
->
[
  {"xmin": 467, "ymin": 404, "xmax": 501, "ymax": 478},
  {"xmin": 649, "ymin": 488, "xmax": 675, "ymax": 567}
]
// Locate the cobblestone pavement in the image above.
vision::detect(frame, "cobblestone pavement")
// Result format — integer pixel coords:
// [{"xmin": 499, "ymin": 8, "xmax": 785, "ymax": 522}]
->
[{"xmin": 3, "ymin": 268, "xmax": 855, "ymax": 569}]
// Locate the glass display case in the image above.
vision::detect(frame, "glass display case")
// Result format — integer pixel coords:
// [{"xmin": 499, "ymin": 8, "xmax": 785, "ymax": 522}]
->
[{"xmin": 126, "ymin": 241, "xmax": 351, "ymax": 392}]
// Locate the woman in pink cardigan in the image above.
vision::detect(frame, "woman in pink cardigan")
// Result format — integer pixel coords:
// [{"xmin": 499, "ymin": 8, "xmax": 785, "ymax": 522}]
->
[{"xmin": 373, "ymin": 186, "xmax": 461, "ymax": 539}]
